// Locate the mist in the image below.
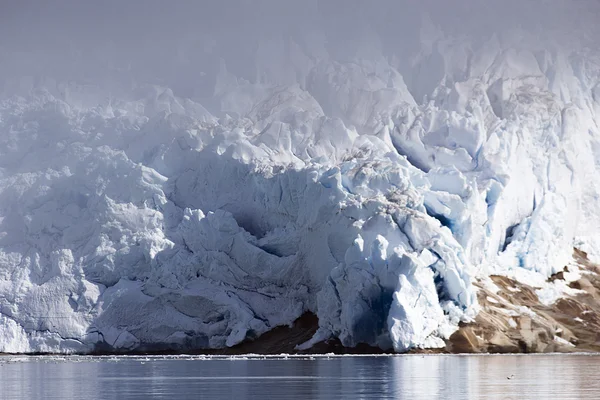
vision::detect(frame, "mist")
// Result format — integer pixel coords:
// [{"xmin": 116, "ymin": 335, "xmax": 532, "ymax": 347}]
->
[{"xmin": 1, "ymin": 0, "xmax": 598, "ymax": 104}]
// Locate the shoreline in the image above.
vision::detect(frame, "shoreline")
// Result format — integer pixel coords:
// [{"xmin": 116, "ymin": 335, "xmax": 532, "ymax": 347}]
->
[{"xmin": 1, "ymin": 352, "xmax": 600, "ymax": 360}]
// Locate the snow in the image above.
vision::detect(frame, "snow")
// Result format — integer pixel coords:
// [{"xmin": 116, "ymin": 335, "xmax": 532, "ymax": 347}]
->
[
  {"xmin": 553, "ymin": 335, "xmax": 575, "ymax": 348},
  {"xmin": 0, "ymin": 1, "xmax": 599, "ymax": 353},
  {"xmin": 486, "ymin": 297, "xmax": 499, "ymax": 304}
]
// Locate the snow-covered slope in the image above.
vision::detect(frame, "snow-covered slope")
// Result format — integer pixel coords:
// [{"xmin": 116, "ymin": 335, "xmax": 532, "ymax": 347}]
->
[{"xmin": 1, "ymin": 1, "xmax": 599, "ymax": 353}]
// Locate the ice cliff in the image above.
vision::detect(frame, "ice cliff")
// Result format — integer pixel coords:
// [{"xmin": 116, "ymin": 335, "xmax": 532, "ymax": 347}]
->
[{"xmin": 0, "ymin": 1, "xmax": 599, "ymax": 353}]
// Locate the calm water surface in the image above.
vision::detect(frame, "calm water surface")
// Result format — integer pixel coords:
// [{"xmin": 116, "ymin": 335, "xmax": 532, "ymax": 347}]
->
[{"xmin": 0, "ymin": 354, "xmax": 599, "ymax": 399}]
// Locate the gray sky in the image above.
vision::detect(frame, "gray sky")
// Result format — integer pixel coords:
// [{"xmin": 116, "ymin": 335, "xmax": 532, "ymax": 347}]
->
[{"xmin": 1, "ymin": 0, "xmax": 598, "ymax": 99}]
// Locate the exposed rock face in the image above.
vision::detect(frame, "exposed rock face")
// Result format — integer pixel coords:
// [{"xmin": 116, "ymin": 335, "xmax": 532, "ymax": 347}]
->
[{"xmin": 448, "ymin": 250, "xmax": 600, "ymax": 354}]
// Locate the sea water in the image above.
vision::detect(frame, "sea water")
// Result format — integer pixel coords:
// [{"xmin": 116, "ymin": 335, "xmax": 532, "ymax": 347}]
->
[{"xmin": 0, "ymin": 354, "xmax": 598, "ymax": 399}]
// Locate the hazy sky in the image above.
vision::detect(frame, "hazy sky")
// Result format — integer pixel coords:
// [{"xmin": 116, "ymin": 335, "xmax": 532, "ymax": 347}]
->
[{"xmin": 1, "ymin": 0, "xmax": 598, "ymax": 98}]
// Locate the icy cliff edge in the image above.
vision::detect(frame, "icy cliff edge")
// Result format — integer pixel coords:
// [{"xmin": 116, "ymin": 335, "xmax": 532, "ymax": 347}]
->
[{"xmin": 1, "ymin": 5, "xmax": 599, "ymax": 352}]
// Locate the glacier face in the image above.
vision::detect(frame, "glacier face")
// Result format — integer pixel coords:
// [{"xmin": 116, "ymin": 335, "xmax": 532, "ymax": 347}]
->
[{"xmin": 1, "ymin": 1, "xmax": 600, "ymax": 353}]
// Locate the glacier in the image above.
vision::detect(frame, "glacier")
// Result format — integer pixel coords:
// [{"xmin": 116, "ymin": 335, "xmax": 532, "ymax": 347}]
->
[{"xmin": 0, "ymin": 0, "xmax": 599, "ymax": 353}]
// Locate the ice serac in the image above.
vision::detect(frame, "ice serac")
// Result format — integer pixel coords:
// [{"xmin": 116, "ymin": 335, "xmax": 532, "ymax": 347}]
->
[{"xmin": 0, "ymin": 3, "xmax": 600, "ymax": 353}]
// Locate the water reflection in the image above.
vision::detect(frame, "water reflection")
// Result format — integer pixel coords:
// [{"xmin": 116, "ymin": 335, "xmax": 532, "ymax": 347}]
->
[{"xmin": 0, "ymin": 354, "xmax": 599, "ymax": 399}]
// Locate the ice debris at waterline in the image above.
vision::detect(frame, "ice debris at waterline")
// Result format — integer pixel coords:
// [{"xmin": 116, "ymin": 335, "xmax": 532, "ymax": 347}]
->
[{"xmin": 1, "ymin": 1, "xmax": 600, "ymax": 353}]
